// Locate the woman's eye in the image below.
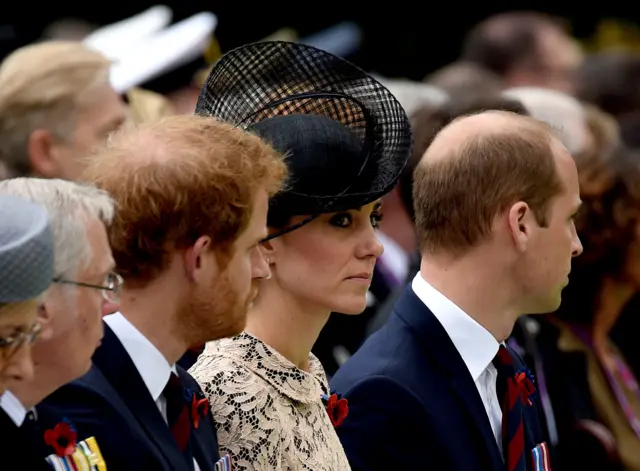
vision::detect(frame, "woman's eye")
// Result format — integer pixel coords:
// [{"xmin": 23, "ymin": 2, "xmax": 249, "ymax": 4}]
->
[
  {"xmin": 371, "ymin": 212, "xmax": 384, "ymax": 229},
  {"xmin": 329, "ymin": 214, "xmax": 352, "ymax": 227}
]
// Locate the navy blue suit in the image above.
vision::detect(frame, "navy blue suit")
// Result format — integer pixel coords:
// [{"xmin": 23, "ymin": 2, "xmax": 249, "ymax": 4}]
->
[
  {"xmin": 0, "ymin": 407, "xmax": 50, "ymax": 470},
  {"xmin": 40, "ymin": 323, "xmax": 220, "ymax": 471},
  {"xmin": 331, "ymin": 286, "xmax": 550, "ymax": 471},
  {"xmin": 0, "ymin": 398, "xmax": 111, "ymax": 469}
]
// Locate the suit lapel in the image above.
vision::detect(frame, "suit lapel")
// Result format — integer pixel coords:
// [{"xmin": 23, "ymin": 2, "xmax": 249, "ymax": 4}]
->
[
  {"xmin": 394, "ymin": 287, "xmax": 504, "ymax": 470},
  {"xmin": 93, "ymin": 323, "xmax": 190, "ymax": 471}
]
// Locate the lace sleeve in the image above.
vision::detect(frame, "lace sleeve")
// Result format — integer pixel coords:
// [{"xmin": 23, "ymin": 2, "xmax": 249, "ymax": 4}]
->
[{"xmin": 193, "ymin": 358, "xmax": 285, "ymax": 471}]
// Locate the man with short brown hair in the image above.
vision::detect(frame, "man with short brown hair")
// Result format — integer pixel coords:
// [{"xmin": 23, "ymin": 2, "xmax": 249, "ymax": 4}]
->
[
  {"xmin": 332, "ymin": 110, "xmax": 582, "ymax": 471},
  {"xmin": 42, "ymin": 114, "xmax": 287, "ymax": 471}
]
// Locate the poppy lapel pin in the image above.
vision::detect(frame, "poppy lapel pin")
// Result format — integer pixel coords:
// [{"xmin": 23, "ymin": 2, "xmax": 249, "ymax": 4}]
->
[
  {"xmin": 514, "ymin": 368, "xmax": 537, "ymax": 407},
  {"xmin": 43, "ymin": 419, "xmax": 77, "ymax": 457},
  {"xmin": 321, "ymin": 392, "xmax": 349, "ymax": 427},
  {"xmin": 191, "ymin": 392, "xmax": 210, "ymax": 429}
]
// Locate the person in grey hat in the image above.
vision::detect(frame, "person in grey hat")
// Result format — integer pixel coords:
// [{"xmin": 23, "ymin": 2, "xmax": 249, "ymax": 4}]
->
[
  {"xmin": 0, "ymin": 178, "xmax": 115, "ymax": 470},
  {"xmin": 0, "ymin": 194, "xmax": 53, "ymax": 396}
]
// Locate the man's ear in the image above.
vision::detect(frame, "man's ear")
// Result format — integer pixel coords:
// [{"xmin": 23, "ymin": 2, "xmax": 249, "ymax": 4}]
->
[
  {"xmin": 27, "ymin": 129, "xmax": 62, "ymax": 178},
  {"xmin": 37, "ymin": 303, "xmax": 55, "ymax": 342},
  {"xmin": 184, "ymin": 235, "xmax": 217, "ymax": 282},
  {"xmin": 507, "ymin": 201, "xmax": 533, "ymax": 253}
]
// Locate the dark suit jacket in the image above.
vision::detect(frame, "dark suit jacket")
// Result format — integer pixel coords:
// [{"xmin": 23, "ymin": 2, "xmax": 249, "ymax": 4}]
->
[
  {"xmin": 0, "ymin": 407, "xmax": 50, "ymax": 470},
  {"xmin": 331, "ymin": 286, "xmax": 550, "ymax": 471},
  {"xmin": 40, "ymin": 323, "xmax": 220, "ymax": 471},
  {"xmin": 0, "ymin": 399, "xmax": 107, "ymax": 470}
]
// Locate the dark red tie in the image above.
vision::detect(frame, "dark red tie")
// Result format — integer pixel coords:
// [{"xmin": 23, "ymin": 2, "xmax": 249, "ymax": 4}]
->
[
  {"xmin": 493, "ymin": 346, "xmax": 526, "ymax": 471},
  {"xmin": 163, "ymin": 373, "xmax": 194, "ymax": 468}
]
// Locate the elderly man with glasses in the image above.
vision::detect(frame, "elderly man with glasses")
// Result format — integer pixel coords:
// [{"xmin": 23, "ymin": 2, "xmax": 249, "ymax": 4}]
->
[{"xmin": 0, "ymin": 177, "xmax": 116, "ymax": 470}]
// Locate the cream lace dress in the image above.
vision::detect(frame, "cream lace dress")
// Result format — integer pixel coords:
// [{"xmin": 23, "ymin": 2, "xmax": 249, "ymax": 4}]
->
[{"xmin": 189, "ymin": 332, "xmax": 352, "ymax": 471}]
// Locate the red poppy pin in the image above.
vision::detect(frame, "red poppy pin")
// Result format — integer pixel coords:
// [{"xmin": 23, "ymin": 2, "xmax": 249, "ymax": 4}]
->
[
  {"xmin": 191, "ymin": 393, "xmax": 209, "ymax": 429},
  {"xmin": 321, "ymin": 393, "xmax": 349, "ymax": 427},
  {"xmin": 514, "ymin": 369, "xmax": 536, "ymax": 407},
  {"xmin": 44, "ymin": 420, "xmax": 77, "ymax": 457}
]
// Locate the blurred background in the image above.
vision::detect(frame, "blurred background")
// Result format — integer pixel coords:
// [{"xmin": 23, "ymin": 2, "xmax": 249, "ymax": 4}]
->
[{"xmin": 3, "ymin": 2, "xmax": 640, "ymax": 78}]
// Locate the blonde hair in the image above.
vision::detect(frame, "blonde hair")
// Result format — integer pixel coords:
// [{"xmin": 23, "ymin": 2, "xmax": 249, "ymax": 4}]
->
[
  {"xmin": 0, "ymin": 41, "xmax": 111, "ymax": 177},
  {"xmin": 125, "ymin": 88, "xmax": 175, "ymax": 124}
]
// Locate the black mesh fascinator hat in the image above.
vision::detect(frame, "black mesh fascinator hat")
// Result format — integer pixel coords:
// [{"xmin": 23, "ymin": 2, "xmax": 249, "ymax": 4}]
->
[{"xmin": 196, "ymin": 41, "xmax": 412, "ymax": 240}]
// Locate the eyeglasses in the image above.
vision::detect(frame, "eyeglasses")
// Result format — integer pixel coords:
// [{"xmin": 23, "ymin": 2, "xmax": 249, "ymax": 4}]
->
[
  {"xmin": 52, "ymin": 272, "xmax": 124, "ymax": 304},
  {"xmin": 0, "ymin": 322, "xmax": 41, "ymax": 361}
]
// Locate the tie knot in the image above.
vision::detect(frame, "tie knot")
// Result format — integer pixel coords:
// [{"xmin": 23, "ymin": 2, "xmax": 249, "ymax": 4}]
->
[
  {"xmin": 164, "ymin": 373, "xmax": 182, "ymax": 397},
  {"xmin": 493, "ymin": 345, "xmax": 513, "ymax": 370}
]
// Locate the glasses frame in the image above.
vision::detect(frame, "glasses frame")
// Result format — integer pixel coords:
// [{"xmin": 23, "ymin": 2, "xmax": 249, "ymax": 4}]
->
[
  {"xmin": 52, "ymin": 272, "xmax": 124, "ymax": 303},
  {"xmin": 0, "ymin": 322, "xmax": 41, "ymax": 360}
]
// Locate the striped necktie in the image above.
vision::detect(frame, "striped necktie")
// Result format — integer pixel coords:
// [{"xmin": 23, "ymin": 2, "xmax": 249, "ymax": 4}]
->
[
  {"xmin": 163, "ymin": 373, "xmax": 194, "ymax": 469},
  {"xmin": 493, "ymin": 345, "xmax": 527, "ymax": 471}
]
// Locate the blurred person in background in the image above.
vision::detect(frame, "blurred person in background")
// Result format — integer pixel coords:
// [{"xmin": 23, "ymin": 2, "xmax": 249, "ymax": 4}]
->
[
  {"xmin": 462, "ymin": 12, "xmax": 583, "ymax": 94},
  {"xmin": 0, "ymin": 41, "xmax": 128, "ymax": 180},
  {"xmin": 538, "ymin": 143, "xmax": 640, "ymax": 471},
  {"xmin": 42, "ymin": 115, "xmax": 286, "ymax": 471},
  {"xmin": 577, "ymin": 52, "xmax": 640, "ymax": 151},
  {"xmin": 425, "ymin": 61, "xmax": 505, "ymax": 96},
  {"xmin": 577, "ymin": 52, "xmax": 640, "ymax": 121},
  {"xmin": 0, "ymin": 178, "xmax": 115, "ymax": 470},
  {"xmin": 503, "ymin": 86, "xmax": 591, "ymax": 157},
  {"xmin": 0, "ymin": 194, "xmax": 54, "ymax": 470},
  {"xmin": 581, "ymin": 104, "xmax": 622, "ymax": 159}
]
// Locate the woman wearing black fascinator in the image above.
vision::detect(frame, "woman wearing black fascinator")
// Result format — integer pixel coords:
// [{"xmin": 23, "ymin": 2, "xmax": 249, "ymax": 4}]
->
[{"xmin": 189, "ymin": 41, "xmax": 412, "ymax": 470}]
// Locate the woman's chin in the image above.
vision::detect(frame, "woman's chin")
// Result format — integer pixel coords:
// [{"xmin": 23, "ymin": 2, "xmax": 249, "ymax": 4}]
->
[{"xmin": 331, "ymin": 298, "xmax": 368, "ymax": 315}]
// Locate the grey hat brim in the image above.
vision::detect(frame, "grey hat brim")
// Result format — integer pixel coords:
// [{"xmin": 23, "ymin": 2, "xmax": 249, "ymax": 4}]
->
[{"xmin": 0, "ymin": 195, "xmax": 54, "ymax": 303}]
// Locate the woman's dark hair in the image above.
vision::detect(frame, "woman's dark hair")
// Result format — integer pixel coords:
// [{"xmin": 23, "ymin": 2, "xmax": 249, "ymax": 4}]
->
[
  {"xmin": 398, "ymin": 93, "xmax": 529, "ymax": 220},
  {"xmin": 555, "ymin": 143, "xmax": 640, "ymax": 325}
]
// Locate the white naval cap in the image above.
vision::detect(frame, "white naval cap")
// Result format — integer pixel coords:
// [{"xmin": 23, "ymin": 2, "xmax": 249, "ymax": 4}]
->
[
  {"xmin": 84, "ymin": 8, "xmax": 217, "ymax": 94},
  {"xmin": 83, "ymin": 5, "xmax": 173, "ymax": 60}
]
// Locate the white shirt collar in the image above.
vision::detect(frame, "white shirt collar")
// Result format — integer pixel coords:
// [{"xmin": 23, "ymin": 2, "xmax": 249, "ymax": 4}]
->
[
  {"xmin": 104, "ymin": 312, "xmax": 176, "ymax": 402},
  {"xmin": 411, "ymin": 274, "xmax": 499, "ymax": 381},
  {"xmin": 0, "ymin": 391, "xmax": 27, "ymax": 426}
]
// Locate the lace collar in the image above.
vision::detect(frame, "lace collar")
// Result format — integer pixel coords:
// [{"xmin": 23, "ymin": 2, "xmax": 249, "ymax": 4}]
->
[{"xmin": 205, "ymin": 332, "xmax": 328, "ymax": 403}]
